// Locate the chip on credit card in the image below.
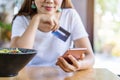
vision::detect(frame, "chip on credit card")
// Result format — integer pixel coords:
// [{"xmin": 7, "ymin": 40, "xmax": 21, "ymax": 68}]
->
[{"xmin": 52, "ymin": 27, "xmax": 71, "ymax": 42}]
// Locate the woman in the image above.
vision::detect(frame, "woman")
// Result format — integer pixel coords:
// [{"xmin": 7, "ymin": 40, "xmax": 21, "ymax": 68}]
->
[{"xmin": 11, "ymin": 0, "xmax": 95, "ymax": 72}]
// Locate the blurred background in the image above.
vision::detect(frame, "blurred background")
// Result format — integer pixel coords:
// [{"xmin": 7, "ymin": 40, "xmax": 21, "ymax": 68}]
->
[
  {"xmin": 0, "ymin": 0, "xmax": 120, "ymax": 76},
  {"xmin": 0, "ymin": 0, "xmax": 23, "ymax": 47}
]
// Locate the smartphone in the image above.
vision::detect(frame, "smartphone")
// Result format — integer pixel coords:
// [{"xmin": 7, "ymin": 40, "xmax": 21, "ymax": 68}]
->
[{"xmin": 62, "ymin": 48, "xmax": 87, "ymax": 64}]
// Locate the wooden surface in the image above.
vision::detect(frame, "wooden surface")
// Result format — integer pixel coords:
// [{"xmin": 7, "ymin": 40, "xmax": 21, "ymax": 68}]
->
[{"xmin": 0, "ymin": 66, "xmax": 120, "ymax": 80}]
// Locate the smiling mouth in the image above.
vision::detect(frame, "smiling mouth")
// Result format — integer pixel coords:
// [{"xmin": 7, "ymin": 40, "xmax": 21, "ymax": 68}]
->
[
  {"xmin": 42, "ymin": 5, "xmax": 55, "ymax": 8},
  {"xmin": 46, "ymin": 7, "xmax": 52, "ymax": 11},
  {"xmin": 42, "ymin": 5, "xmax": 55, "ymax": 11}
]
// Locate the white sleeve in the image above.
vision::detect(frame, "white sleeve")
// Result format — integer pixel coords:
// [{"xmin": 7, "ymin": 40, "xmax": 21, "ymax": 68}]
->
[
  {"xmin": 71, "ymin": 9, "xmax": 88, "ymax": 40},
  {"xmin": 11, "ymin": 16, "xmax": 27, "ymax": 39},
  {"xmin": 11, "ymin": 16, "xmax": 52, "ymax": 39}
]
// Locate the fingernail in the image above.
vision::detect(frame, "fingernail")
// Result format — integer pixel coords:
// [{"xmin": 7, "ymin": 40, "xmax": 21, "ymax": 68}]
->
[{"xmin": 68, "ymin": 55, "xmax": 71, "ymax": 57}]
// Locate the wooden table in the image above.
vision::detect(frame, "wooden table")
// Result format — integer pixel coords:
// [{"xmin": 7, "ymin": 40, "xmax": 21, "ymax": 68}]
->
[{"xmin": 0, "ymin": 66, "xmax": 120, "ymax": 80}]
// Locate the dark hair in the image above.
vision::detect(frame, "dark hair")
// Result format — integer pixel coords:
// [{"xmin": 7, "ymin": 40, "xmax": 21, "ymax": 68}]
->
[{"xmin": 12, "ymin": 0, "xmax": 73, "ymax": 21}]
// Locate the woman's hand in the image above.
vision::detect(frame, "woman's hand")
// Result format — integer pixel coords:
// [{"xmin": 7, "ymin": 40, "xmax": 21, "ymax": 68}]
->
[
  {"xmin": 56, "ymin": 55, "xmax": 83, "ymax": 72},
  {"xmin": 56, "ymin": 37, "xmax": 95, "ymax": 72},
  {"xmin": 32, "ymin": 14, "xmax": 59, "ymax": 32},
  {"xmin": 38, "ymin": 14, "xmax": 59, "ymax": 32}
]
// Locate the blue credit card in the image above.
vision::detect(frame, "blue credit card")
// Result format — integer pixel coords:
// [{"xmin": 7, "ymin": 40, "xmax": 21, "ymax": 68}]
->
[{"xmin": 52, "ymin": 27, "xmax": 71, "ymax": 42}]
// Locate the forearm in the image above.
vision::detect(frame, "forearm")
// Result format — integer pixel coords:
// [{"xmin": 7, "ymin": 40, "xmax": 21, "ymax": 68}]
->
[
  {"xmin": 79, "ymin": 54, "xmax": 95, "ymax": 70},
  {"xmin": 11, "ymin": 21, "xmax": 38, "ymax": 49},
  {"xmin": 11, "ymin": 15, "xmax": 41, "ymax": 49},
  {"xmin": 74, "ymin": 37, "xmax": 95, "ymax": 69},
  {"xmin": 16, "ymin": 26, "xmax": 37, "ymax": 48}
]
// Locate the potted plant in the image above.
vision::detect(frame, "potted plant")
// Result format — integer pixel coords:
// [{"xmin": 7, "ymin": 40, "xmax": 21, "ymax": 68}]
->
[{"xmin": 0, "ymin": 21, "xmax": 12, "ymax": 41}]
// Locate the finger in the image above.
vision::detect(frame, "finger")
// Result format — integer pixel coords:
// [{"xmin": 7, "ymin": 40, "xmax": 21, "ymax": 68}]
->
[
  {"xmin": 48, "ymin": 16, "xmax": 56, "ymax": 27},
  {"xmin": 80, "ymin": 53, "xmax": 85, "ymax": 60},
  {"xmin": 38, "ymin": 23, "xmax": 51, "ymax": 32},
  {"xmin": 52, "ymin": 25, "xmax": 59, "ymax": 31},
  {"xmin": 68, "ymin": 55, "xmax": 79, "ymax": 69},
  {"xmin": 51, "ymin": 20, "xmax": 59, "ymax": 31},
  {"xmin": 51, "ymin": 24, "xmax": 56, "ymax": 31},
  {"xmin": 54, "ymin": 20, "xmax": 59, "ymax": 29},
  {"xmin": 50, "ymin": 20, "xmax": 55, "ymax": 27},
  {"xmin": 59, "ymin": 57, "xmax": 76, "ymax": 72},
  {"xmin": 57, "ymin": 59, "xmax": 70, "ymax": 72}
]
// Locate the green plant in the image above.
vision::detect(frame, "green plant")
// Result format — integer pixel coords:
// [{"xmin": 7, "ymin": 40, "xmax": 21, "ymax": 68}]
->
[
  {"xmin": 0, "ymin": 21, "xmax": 12, "ymax": 41},
  {"xmin": 0, "ymin": 21, "xmax": 12, "ymax": 31}
]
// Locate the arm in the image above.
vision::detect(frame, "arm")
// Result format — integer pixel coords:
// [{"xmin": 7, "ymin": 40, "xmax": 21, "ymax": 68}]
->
[
  {"xmin": 11, "ymin": 14, "xmax": 59, "ymax": 49},
  {"xmin": 56, "ymin": 37, "xmax": 95, "ymax": 72},
  {"xmin": 56, "ymin": 9, "xmax": 94, "ymax": 72},
  {"xmin": 11, "ymin": 14, "xmax": 40, "ymax": 49},
  {"xmin": 74, "ymin": 37, "xmax": 95, "ymax": 69}
]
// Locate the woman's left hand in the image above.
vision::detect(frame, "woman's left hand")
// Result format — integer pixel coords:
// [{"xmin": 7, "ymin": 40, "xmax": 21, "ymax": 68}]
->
[{"xmin": 56, "ymin": 55, "xmax": 82, "ymax": 72}]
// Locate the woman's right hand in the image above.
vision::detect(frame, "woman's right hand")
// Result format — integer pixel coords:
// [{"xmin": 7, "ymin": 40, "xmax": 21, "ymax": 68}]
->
[{"xmin": 31, "ymin": 14, "xmax": 59, "ymax": 32}]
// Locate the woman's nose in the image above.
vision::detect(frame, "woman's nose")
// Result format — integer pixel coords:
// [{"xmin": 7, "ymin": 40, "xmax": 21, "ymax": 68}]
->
[{"xmin": 45, "ymin": 0, "xmax": 54, "ymax": 3}]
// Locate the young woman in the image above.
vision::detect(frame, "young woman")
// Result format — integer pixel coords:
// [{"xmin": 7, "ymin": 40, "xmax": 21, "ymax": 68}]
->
[{"xmin": 11, "ymin": 0, "xmax": 95, "ymax": 72}]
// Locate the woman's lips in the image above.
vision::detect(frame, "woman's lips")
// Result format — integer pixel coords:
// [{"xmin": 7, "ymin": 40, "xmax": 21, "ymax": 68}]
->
[
  {"xmin": 41, "ymin": 5, "xmax": 54, "ymax": 11},
  {"xmin": 45, "ymin": 6, "xmax": 54, "ymax": 11}
]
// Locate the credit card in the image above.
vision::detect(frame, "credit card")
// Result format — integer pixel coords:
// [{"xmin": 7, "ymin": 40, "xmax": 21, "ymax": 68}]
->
[{"xmin": 52, "ymin": 27, "xmax": 71, "ymax": 42}]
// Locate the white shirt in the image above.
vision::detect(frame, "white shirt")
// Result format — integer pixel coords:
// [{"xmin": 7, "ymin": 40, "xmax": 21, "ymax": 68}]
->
[{"xmin": 12, "ymin": 9, "xmax": 88, "ymax": 66}]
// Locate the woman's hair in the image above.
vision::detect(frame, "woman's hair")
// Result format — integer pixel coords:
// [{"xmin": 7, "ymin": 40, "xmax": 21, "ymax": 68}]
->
[{"xmin": 12, "ymin": 0, "xmax": 73, "ymax": 21}]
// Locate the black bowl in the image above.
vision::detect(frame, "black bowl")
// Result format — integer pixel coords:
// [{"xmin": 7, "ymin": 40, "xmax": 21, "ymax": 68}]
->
[{"xmin": 0, "ymin": 48, "xmax": 37, "ymax": 77}]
